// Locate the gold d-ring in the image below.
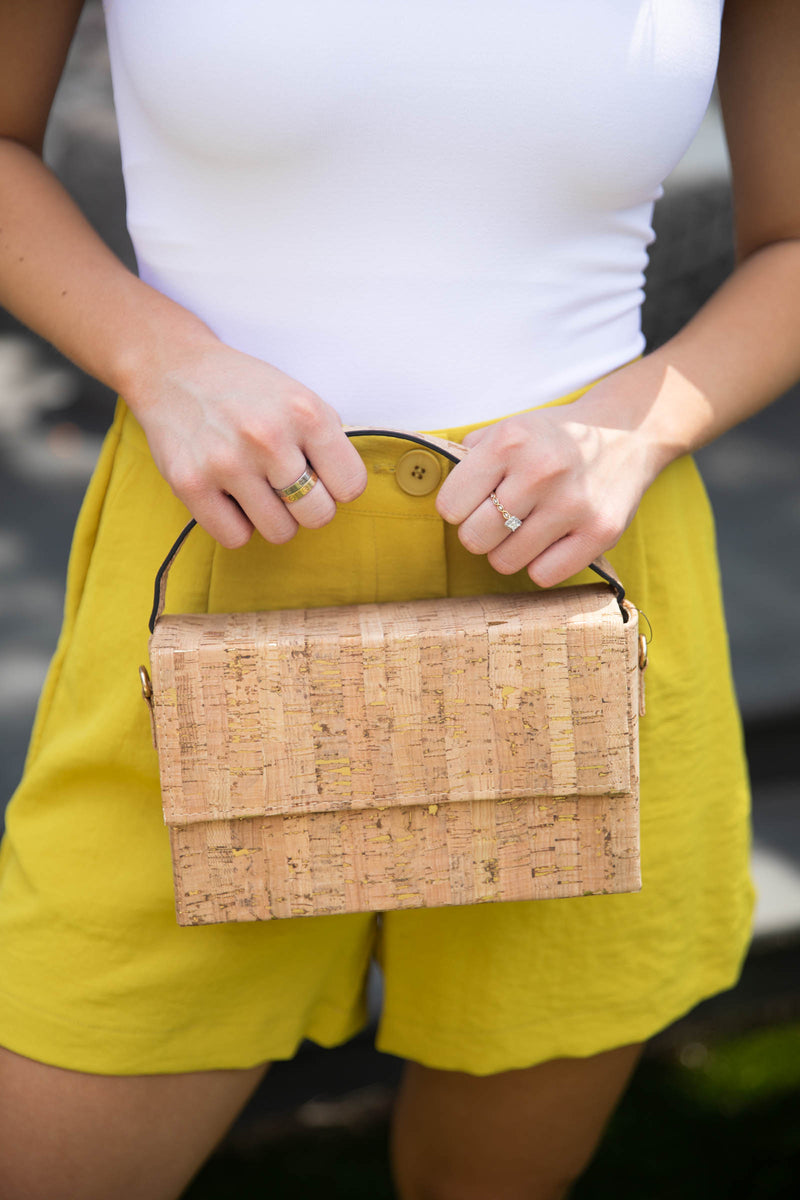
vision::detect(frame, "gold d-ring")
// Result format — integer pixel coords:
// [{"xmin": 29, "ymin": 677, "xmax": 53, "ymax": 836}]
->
[{"xmin": 139, "ymin": 664, "xmax": 153, "ymax": 704}]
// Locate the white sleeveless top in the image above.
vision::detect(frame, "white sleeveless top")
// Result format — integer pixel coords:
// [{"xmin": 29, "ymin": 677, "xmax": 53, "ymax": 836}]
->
[{"xmin": 102, "ymin": 1, "xmax": 724, "ymax": 428}]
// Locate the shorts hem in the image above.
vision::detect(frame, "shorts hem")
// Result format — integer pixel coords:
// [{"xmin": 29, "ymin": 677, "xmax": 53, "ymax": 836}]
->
[
  {"xmin": 374, "ymin": 967, "xmax": 750, "ymax": 1076},
  {"xmin": 0, "ymin": 983, "xmax": 368, "ymax": 1077}
]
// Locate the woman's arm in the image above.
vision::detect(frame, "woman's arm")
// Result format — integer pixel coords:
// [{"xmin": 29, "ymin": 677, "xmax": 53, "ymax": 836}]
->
[
  {"xmin": 0, "ymin": 1, "xmax": 366, "ymax": 546},
  {"xmin": 593, "ymin": 0, "xmax": 800, "ymax": 463},
  {"xmin": 438, "ymin": 0, "xmax": 800, "ymax": 586}
]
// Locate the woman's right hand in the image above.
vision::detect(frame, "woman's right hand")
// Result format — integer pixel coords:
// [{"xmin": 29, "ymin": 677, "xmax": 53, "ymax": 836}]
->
[
  {"xmin": 125, "ymin": 336, "xmax": 368, "ymax": 548},
  {"xmin": 0, "ymin": 2, "xmax": 365, "ymax": 548}
]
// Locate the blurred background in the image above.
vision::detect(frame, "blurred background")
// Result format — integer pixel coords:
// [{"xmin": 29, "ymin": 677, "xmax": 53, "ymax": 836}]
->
[{"xmin": 1, "ymin": 4, "xmax": 799, "ymax": 1196}]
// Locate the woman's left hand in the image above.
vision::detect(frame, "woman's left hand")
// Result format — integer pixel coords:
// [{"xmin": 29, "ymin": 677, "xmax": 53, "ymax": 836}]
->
[{"xmin": 435, "ymin": 366, "xmax": 673, "ymax": 587}]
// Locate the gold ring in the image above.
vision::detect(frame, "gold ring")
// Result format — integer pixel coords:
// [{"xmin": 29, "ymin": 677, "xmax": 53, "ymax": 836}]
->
[
  {"xmin": 489, "ymin": 491, "xmax": 522, "ymax": 532},
  {"xmin": 273, "ymin": 463, "xmax": 319, "ymax": 503}
]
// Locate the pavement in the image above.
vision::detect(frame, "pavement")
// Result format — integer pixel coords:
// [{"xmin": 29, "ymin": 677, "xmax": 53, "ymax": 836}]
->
[{"xmin": 1, "ymin": 1, "xmax": 799, "ymax": 1072}]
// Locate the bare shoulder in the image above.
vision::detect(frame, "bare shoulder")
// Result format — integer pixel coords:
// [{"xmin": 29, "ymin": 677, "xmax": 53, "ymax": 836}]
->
[
  {"xmin": 0, "ymin": 0, "xmax": 87, "ymax": 152},
  {"xmin": 718, "ymin": 0, "xmax": 800, "ymax": 258}
]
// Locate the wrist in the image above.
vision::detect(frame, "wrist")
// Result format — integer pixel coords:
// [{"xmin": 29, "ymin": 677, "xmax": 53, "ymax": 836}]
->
[
  {"xmin": 107, "ymin": 281, "xmax": 221, "ymax": 414},
  {"xmin": 570, "ymin": 354, "xmax": 706, "ymax": 481}
]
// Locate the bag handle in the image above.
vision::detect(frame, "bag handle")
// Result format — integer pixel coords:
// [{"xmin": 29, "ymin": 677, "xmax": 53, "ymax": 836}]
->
[{"xmin": 148, "ymin": 426, "xmax": 628, "ymax": 633}]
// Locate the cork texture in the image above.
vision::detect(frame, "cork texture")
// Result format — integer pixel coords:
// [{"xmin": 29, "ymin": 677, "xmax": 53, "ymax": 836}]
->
[
  {"xmin": 147, "ymin": 583, "xmax": 642, "ymax": 924},
  {"xmin": 170, "ymin": 791, "xmax": 640, "ymax": 924}
]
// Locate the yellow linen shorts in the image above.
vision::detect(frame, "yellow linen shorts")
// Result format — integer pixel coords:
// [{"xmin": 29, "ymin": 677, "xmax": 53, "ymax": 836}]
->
[{"xmin": 0, "ymin": 381, "xmax": 755, "ymax": 1076}]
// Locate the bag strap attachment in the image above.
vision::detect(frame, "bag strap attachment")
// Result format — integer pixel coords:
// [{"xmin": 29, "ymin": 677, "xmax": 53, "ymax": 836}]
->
[{"xmin": 148, "ymin": 426, "xmax": 628, "ymax": 633}]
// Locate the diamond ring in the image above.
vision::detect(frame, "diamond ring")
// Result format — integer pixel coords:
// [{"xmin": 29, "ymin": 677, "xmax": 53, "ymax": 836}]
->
[{"xmin": 489, "ymin": 492, "xmax": 522, "ymax": 532}]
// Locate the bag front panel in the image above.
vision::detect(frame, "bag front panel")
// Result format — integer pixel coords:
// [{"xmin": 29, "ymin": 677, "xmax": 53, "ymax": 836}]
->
[{"xmin": 150, "ymin": 586, "xmax": 639, "ymax": 826}]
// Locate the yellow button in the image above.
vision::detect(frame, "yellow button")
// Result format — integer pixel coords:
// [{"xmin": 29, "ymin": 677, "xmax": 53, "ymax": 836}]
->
[{"xmin": 395, "ymin": 449, "xmax": 443, "ymax": 496}]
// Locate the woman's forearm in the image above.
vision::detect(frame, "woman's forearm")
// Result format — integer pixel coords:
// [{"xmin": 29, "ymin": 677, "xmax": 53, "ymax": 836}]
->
[
  {"xmin": 0, "ymin": 138, "xmax": 219, "ymax": 410},
  {"xmin": 573, "ymin": 237, "xmax": 800, "ymax": 474},
  {"xmin": 0, "ymin": 138, "xmax": 368, "ymax": 551},
  {"xmin": 442, "ymin": 234, "xmax": 800, "ymax": 587}
]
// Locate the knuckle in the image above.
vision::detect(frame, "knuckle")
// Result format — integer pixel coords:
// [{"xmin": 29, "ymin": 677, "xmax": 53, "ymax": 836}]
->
[
  {"xmin": 533, "ymin": 448, "xmax": 568, "ymax": 485},
  {"xmin": 218, "ymin": 524, "xmax": 252, "ymax": 551},
  {"xmin": 261, "ymin": 520, "xmax": 297, "ymax": 545},
  {"xmin": 528, "ymin": 562, "xmax": 555, "ymax": 588},
  {"xmin": 271, "ymin": 525, "xmax": 298, "ymax": 545},
  {"xmin": 588, "ymin": 512, "xmax": 622, "ymax": 547},
  {"xmin": 206, "ymin": 447, "xmax": 239, "ymax": 481},
  {"xmin": 457, "ymin": 524, "xmax": 484, "ymax": 555},
  {"xmin": 487, "ymin": 548, "xmax": 517, "ymax": 575},
  {"xmin": 559, "ymin": 497, "xmax": 588, "ymax": 530},
  {"xmin": 208, "ymin": 516, "xmax": 251, "ymax": 552},
  {"xmin": 289, "ymin": 387, "xmax": 326, "ymax": 430},
  {"xmin": 244, "ymin": 416, "xmax": 280, "ymax": 452},
  {"xmin": 336, "ymin": 466, "xmax": 368, "ymax": 503},
  {"xmin": 489, "ymin": 421, "xmax": 527, "ymax": 460},
  {"xmin": 170, "ymin": 467, "xmax": 205, "ymax": 499},
  {"xmin": 435, "ymin": 491, "xmax": 457, "ymax": 524},
  {"xmin": 300, "ymin": 499, "xmax": 337, "ymax": 530}
]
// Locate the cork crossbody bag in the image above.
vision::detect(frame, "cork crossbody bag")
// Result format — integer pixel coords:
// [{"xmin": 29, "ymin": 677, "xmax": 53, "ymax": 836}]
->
[{"xmin": 139, "ymin": 428, "xmax": 646, "ymax": 926}]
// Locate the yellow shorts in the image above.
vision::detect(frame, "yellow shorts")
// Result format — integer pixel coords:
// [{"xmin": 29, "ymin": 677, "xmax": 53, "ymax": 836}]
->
[{"xmin": 0, "ymin": 382, "xmax": 755, "ymax": 1076}]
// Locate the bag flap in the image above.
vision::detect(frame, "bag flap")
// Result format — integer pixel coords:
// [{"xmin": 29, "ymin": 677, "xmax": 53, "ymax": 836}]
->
[{"xmin": 149, "ymin": 585, "xmax": 639, "ymax": 826}]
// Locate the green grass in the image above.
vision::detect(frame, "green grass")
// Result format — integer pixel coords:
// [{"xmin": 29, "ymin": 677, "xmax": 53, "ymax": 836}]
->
[
  {"xmin": 573, "ymin": 1027, "xmax": 800, "ymax": 1199},
  {"xmin": 670, "ymin": 1024, "xmax": 800, "ymax": 1112},
  {"xmin": 183, "ymin": 1024, "xmax": 800, "ymax": 1199}
]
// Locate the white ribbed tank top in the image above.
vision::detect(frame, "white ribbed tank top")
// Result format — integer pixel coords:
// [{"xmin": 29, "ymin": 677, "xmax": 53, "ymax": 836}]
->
[{"xmin": 102, "ymin": 1, "xmax": 724, "ymax": 428}]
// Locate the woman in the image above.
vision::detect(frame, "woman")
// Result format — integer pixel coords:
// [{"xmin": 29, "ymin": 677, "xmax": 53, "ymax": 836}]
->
[{"xmin": 0, "ymin": 2, "xmax": 797, "ymax": 1197}]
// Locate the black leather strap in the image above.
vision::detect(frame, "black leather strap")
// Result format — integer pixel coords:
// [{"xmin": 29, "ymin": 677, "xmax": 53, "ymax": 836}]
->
[{"xmin": 149, "ymin": 428, "xmax": 628, "ymax": 632}]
